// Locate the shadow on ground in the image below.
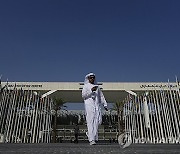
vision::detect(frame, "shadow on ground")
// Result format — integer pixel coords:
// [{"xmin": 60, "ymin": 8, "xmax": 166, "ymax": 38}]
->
[{"xmin": 0, "ymin": 143, "xmax": 180, "ymax": 154}]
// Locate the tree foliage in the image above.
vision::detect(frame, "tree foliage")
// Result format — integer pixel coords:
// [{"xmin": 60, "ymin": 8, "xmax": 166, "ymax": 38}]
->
[
  {"xmin": 113, "ymin": 101, "xmax": 125, "ymax": 135},
  {"xmin": 52, "ymin": 97, "xmax": 66, "ymax": 143}
]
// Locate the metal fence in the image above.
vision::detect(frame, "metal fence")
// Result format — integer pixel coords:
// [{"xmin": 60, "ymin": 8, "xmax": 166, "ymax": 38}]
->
[
  {"xmin": 0, "ymin": 85, "xmax": 52, "ymax": 143},
  {"xmin": 123, "ymin": 85, "xmax": 180, "ymax": 144},
  {"xmin": 1, "ymin": 80, "xmax": 180, "ymax": 144}
]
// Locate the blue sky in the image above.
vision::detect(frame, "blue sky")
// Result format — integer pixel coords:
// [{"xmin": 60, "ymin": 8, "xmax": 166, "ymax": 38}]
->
[{"xmin": 0, "ymin": 0, "xmax": 180, "ymax": 83}]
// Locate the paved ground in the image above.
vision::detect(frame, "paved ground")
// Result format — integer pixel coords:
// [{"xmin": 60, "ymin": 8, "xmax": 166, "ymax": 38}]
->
[{"xmin": 0, "ymin": 143, "xmax": 180, "ymax": 154}]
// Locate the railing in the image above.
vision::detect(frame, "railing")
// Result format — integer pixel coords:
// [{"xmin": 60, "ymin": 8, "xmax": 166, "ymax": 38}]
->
[
  {"xmin": 55, "ymin": 125, "xmax": 118, "ymax": 142},
  {"xmin": 123, "ymin": 85, "xmax": 180, "ymax": 144},
  {"xmin": 0, "ymin": 84, "xmax": 52, "ymax": 143}
]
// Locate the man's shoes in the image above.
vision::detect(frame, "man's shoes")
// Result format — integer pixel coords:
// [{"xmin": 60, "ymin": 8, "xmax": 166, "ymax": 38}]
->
[{"xmin": 90, "ymin": 140, "xmax": 96, "ymax": 145}]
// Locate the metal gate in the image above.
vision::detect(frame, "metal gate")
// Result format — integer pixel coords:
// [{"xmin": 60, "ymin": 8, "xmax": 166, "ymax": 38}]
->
[
  {"xmin": 123, "ymin": 85, "xmax": 180, "ymax": 144},
  {"xmin": 0, "ymin": 84, "xmax": 52, "ymax": 143}
]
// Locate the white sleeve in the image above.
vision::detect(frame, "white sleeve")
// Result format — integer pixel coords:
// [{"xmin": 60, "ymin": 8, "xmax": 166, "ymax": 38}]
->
[
  {"xmin": 82, "ymin": 85, "xmax": 93, "ymax": 100},
  {"xmin": 100, "ymin": 90, "xmax": 107, "ymax": 107}
]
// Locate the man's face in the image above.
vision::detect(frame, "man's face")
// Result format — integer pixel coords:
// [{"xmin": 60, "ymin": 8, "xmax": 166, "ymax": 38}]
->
[{"xmin": 88, "ymin": 75, "xmax": 95, "ymax": 84}]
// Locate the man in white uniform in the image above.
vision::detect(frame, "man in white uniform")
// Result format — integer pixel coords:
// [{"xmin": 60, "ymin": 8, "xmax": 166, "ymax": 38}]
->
[{"xmin": 82, "ymin": 73, "xmax": 108, "ymax": 145}]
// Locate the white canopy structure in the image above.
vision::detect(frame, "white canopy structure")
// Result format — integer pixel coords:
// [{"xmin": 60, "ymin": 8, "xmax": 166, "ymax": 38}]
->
[{"xmin": 2, "ymin": 81, "xmax": 178, "ymax": 102}]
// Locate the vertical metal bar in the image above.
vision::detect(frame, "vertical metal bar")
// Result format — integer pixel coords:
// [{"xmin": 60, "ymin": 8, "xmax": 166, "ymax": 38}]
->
[
  {"xmin": 149, "ymin": 91, "xmax": 157, "ymax": 143},
  {"xmin": 147, "ymin": 92, "xmax": 154, "ymax": 143},
  {"xmin": 134, "ymin": 96, "xmax": 140, "ymax": 143},
  {"xmin": 22, "ymin": 89, "xmax": 31, "ymax": 143},
  {"xmin": 166, "ymin": 88, "xmax": 176, "ymax": 142},
  {"xmin": 46, "ymin": 97, "xmax": 51, "ymax": 143},
  {"xmin": 151, "ymin": 90, "xmax": 161, "ymax": 143},
  {"xmin": 123, "ymin": 101, "xmax": 127, "ymax": 138},
  {"xmin": 14, "ymin": 89, "xmax": 24, "ymax": 143},
  {"xmin": 10, "ymin": 87, "xmax": 20, "ymax": 142},
  {"xmin": 32, "ymin": 94, "xmax": 39, "ymax": 143},
  {"xmin": 137, "ymin": 95, "xmax": 144, "ymax": 143},
  {"xmin": 127, "ymin": 97, "xmax": 131, "ymax": 142},
  {"xmin": 39, "ymin": 97, "xmax": 43, "ymax": 142},
  {"xmin": 159, "ymin": 89, "xmax": 169, "ymax": 143},
  {"xmin": 3, "ymin": 89, "xmax": 12, "ymax": 142},
  {"xmin": 10, "ymin": 88, "xmax": 20, "ymax": 143},
  {"xmin": 143, "ymin": 92, "xmax": 150, "ymax": 143},
  {"xmin": 0, "ymin": 87, "xmax": 9, "ymax": 134},
  {"xmin": 163, "ymin": 90, "xmax": 173, "ymax": 143},
  {"xmin": 172, "ymin": 90, "xmax": 180, "ymax": 143},
  {"xmin": 154, "ymin": 90, "xmax": 164, "ymax": 143},
  {"xmin": 5, "ymin": 86, "xmax": 17, "ymax": 142},
  {"xmin": 17, "ymin": 89, "xmax": 27, "ymax": 143},
  {"xmin": 43, "ymin": 97, "xmax": 48, "ymax": 142},
  {"xmin": 36, "ymin": 96, "xmax": 41, "ymax": 143},
  {"xmin": 131, "ymin": 95, "xmax": 137, "ymax": 143},
  {"xmin": 168, "ymin": 82, "xmax": 180, "ymax": 141},
  {"xmin": 146, "ymin": 94, "xmax": 152, "ymax": 143}
]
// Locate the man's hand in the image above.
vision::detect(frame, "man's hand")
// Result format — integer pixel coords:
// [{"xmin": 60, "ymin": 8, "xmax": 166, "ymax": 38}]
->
[
  {"xmin": 91, "ymin": 86, "xmax": 98, "ymax": 92},
  {"xmin": 104, "ymin": 106, "xmax": 108, "ymax": 111}
]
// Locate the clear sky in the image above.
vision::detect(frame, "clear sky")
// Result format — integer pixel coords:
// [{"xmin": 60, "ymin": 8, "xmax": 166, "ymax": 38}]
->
[{"xmin": 0, "ymin": 0, "xmax": 180, "ymax": 83}]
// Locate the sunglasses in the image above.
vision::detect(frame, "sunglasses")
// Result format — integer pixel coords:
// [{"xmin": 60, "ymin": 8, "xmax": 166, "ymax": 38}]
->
[{"xmin": 89, "ymin": 76, "xmax": 95, "ymax": 79}]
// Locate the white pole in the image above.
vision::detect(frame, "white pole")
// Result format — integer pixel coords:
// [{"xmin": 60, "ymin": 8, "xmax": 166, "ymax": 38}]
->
[
  {"xmin": 9, "ymin": 87, "xmax": 18, "ymax": 142},
  {"xmin": 32, "ymin": 94, "xmax": 39, "ymax": 143},
  {"xmin": 166, "ymin": 84, "xmax": 176, "ymax": 143},
  {"xmin": 22, "ymin": 89, "xmax": 31, "ymax": 143},
  {"xmin": 165, "ymin": 90, "xmax": 173, "ymax": 142},
  {"xmin": 143, "ymin": 93, "xmax": 150, "ymax": 128},
  {"xmin": 159, "ymin": 89, "xmax": 168, "ymax": 143},
  {"xmin": 14, "ymin": 89, "xmax": 24, "ymax": 143},
  {"xmin": 134, "ymin": 97, "xmax": 140, "ymax": 143},
  {"xmin": 148, "ymin": 93, "xmax": 154, "ymax": 143},
  {"xmin": 154, "ymin": 90, "xmax": 164, "ymax": 143},
  {"xmin": 0, "ymin": 87, "xmax": 8, "ymax": 133},
  {"xmin": 17, "ymin": 89, "xmax": 27, "ymax": 143},
  {"xmin": 6, "ymin": 86, "xmax": 17, "ymax": 142},
  {"xmin": 138, "ymin": 96, "xmax": 144, "ymax": 143},
  {"xmin": 172, "ymin": 90, "xmax": 180, "ymax": 143},
  {"xmin": 168, "ymin": 80, "xmax": 180, "ymax": 141},
  {"xmin": 39, "ymin": 97, "xmax": 43, "ymax": 142},
  {"xmin": 152, "ymin": 91, "xmax": 161, "ymax": 143},
  {"xmin": 11, "ymin": 89, "xmax": 20, "ymax": 143}
]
